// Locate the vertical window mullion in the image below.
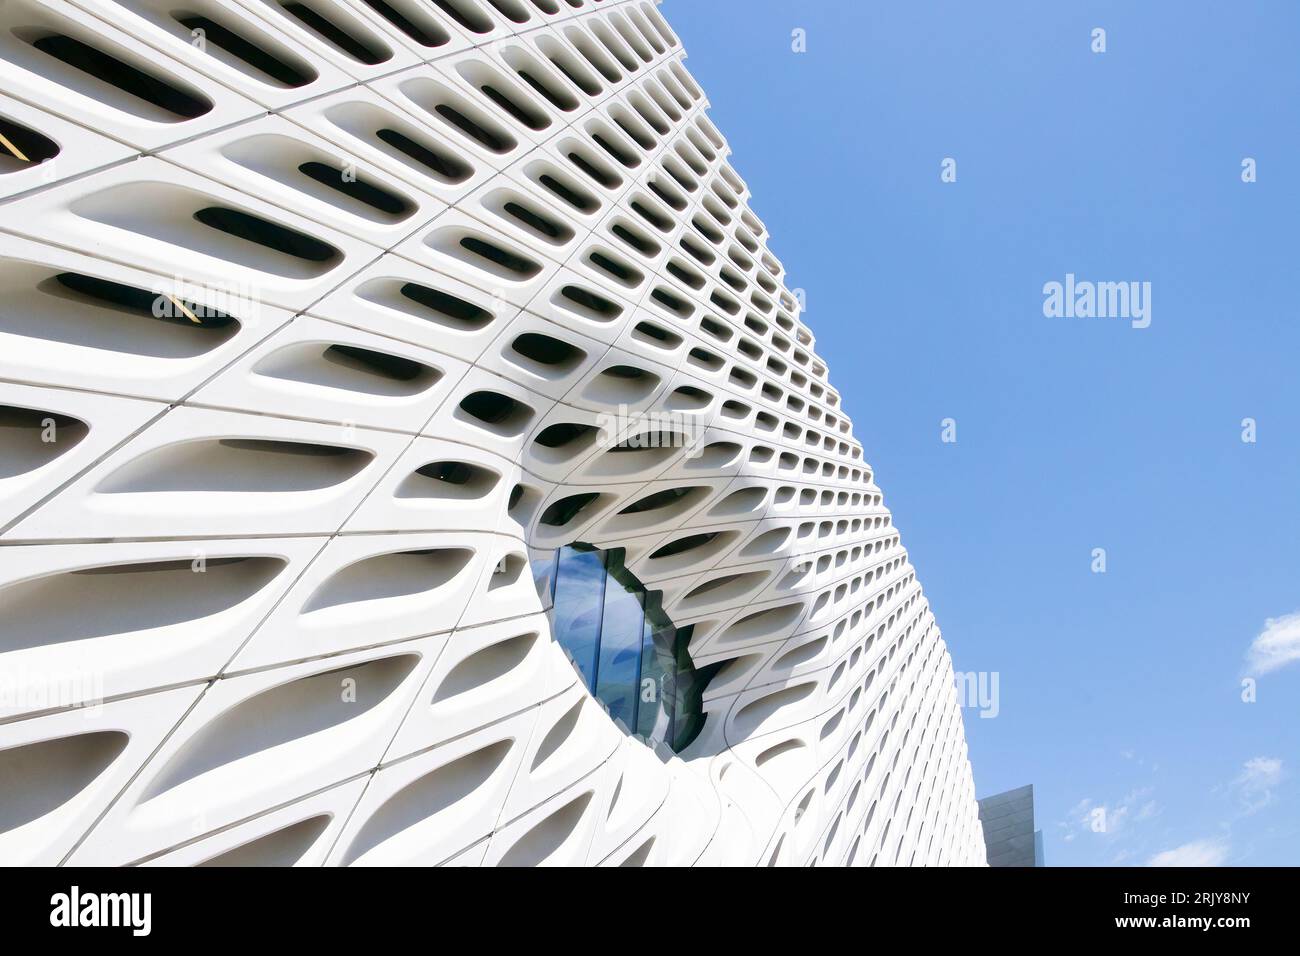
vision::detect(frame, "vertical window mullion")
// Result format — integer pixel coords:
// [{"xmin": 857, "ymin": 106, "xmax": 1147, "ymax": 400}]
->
[{"xmin": 587, "ymin": 547, "xmax": 609, "ymax": 694}]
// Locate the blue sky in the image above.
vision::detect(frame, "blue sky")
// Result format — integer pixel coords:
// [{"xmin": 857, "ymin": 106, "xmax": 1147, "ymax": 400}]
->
[{"xmin": 664, "ymin": 0, "xmax": 1300, "ymax": 866}]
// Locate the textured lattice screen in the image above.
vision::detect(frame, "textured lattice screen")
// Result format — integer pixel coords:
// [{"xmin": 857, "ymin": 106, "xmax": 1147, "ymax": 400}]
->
[{"xmin": 0, "ymin": 0, "xmax": 984, "ymax": 867}]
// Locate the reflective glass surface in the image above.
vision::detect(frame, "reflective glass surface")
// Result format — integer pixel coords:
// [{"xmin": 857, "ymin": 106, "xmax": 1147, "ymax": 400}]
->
[
  {"xmin": 550, "ymin": 545, "xmax": 606, "ymax": 690},
  {"xmin": 547, "ymin": 543, "xmax": 712, "ymax": 753},
  {"xmin": 595, "ymin": 550, "xmax": 643, "ymax": 730}
]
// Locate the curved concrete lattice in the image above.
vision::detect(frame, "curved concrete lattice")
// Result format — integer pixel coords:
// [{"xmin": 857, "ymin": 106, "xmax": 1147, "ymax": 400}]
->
[{"xmin": 0, "ymin": 0, "xmax": 985, "ymax": 866}]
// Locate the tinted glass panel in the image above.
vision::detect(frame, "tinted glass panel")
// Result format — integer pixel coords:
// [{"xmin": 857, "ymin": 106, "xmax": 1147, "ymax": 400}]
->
[
  {"xmin": 551, "ymin": 545, "xmax": 605, "ymax": 690},
  {"xmin": 594, "ymin": 551, "xmax": 644, "ymax": 730},
  {"xmin": 637, "ymin": 619, "xmax": 676, "ymax": 748},
  {"xmin": 548, "ymin": 543, "xmax": 712, "ymax": 753}
]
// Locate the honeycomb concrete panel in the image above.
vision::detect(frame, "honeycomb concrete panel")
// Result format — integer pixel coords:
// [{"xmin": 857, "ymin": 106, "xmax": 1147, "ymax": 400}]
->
[{"xmin": 0, "ymin": 0, "xmax": 985, "ymax": 867}]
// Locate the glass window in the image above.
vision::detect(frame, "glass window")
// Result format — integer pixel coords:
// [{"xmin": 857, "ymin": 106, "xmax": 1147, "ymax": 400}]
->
[
  {"xmin": 548, "ymin": 543, "xmax": 714, "ymax": 754},
  {"xmin": 594, "ymin": 550, "xmax": 644, "ymax": 730},
  {"xmin": 636, "ymin": 610, "xmax": 677, "ymax": 749},
  {"xmin": 550, "ymin": 544, "xmax": 606, "ymax": 691}
]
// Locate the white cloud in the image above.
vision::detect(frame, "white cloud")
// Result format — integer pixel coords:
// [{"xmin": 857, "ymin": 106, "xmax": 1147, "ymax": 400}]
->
[
  {"xmin": 1244, "ymin": 612, "xmax": 1300, "ymax": 675},
  {"xmin": 1147, "ymin": 838, "xmax": 1229, "ymax": 867},
  {"xmin": 1232, "ymin": 756, "xmax": 1282, "ymax": 813},
  {"xmin": 1061, "ymin": 787, "xmax": 1158, "ymax": 837}
]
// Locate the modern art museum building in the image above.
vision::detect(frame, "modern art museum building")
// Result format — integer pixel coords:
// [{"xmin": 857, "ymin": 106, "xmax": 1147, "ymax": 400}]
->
[{"xmin": 0, "ymin": 0, "xmax": 986, "ymax": 867}]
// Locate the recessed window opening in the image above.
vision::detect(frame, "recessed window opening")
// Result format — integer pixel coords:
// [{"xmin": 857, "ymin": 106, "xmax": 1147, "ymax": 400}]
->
[
  {"xmin": 0, "ymin": 116, "xmax": 58, "ymax": 171},
  {"xmin": 533, "ymin": 169, "xmax": 597, "ymax": 212},
  {"xmin": 31, "ymin": 34, "xmax": 211, "ymax": 119},
  {"xmin": 618, "ymin": 486, "xmax": 696, "ymax": 515},
  {"xmin": 649, "ymin": 286, "xmax": 690, "ymax": 318},
  {"xmin": 504, "ymin": 48, "xmax": 580, "ymax": 110},
  {"xmin": 361, "ymin": 0, "xmax": 449, "ymax": 47},
  {"xmin": 458, "ymin": 236, "xmax": 540, "ymax": 277},
  {"xmin": 175, "ymin": 16, "xmax": 316, "ymax": 87},
  {"xmin": 630, "ymin": 198, "xmax": 673, "ymax": 232},
  {"xmin": 628, "ymin": 92, "xmax": 670, "ymax": 135},
  {"xmin": 323, "ymin": 344, "xmax": 425, "ymax": 381},
  {"xmin": 681, "ymin": 233, "xmax": 716, "ymax": 264},
  {"xmin": 537, "ymin": 37, "xmax": 602, "ymax": 96},
  {"xmin": 510, "ymin": 332, "xmax": 584, "ymax": 369},
  {"xmin": 538, "ymin": 492, "xmax": 601, "ymax": 528},
  {"xmin": 534, "ymin": 422, "xmax": 595, "ymax": 448},
  {"xmin": 564, "ymin": 27, "xmax": 622, "ymax": 82},
  {"xmin": 435, "ymin": 103, "xmax": 515, "ymax": 153},
  {"xmin": 193, "ymin": 207, "xmax": 339, "ymax": 264},
  {"xmin": 397, "ymin": 282, "xmax": 493, "ymax": 330},
  {"xmin": 278, "ymin": 2, "xmax": 390, "ymax": 64},
  {"xmin": 297, "ymin": 161, "xmax": 413, "ymax": 216},
  {"xmin": 567, "ymin": 150, "xmax": 621, "ymax": 189},
  {"xmin": 501, "ymin": 200, "xmax": 571, "ymax": 242},
  {"xmin": 591, "ymin": 131, "xmax": 638, "ymax": 168},
  {"xmin": 666, "ymin": 260, "xmax": 704, "ymax": 289},
  {"xmin": 52, "ymin": 272, "xmax": 237, "ymax": 330},
  {"xmin": 647, "ymin": 178, "xmax": 686, "ymax": 211},
  {"xmin": 590, "ymin": 21, "xmax": 639, "ymax": 72},
  {"xmin": 610, "ymin": 109, "xmax": 655, "ymax": 150},
  {"xmin": 559, "ymin": 284, "xmax": 622, "ymax": 321},
  {"xmin": 458, "ymin": 390, "xmax": 531, "ymax": 432},
  {"xmin": 480, "ymin": 84, "xmax": 549, "ymax": 130},
  {"xmin": 588, "ymin": 250, "xmax": 642, "ymax": 286},
  {"xmin": 373, "ymin": 128, "xmax": 472, "ymax": 183},
  {"xmin": 429, "ymin": 0, "xmax": 493, "ymax": 33},
  {"xmin": 611, "ymin": 222, "xmax": 659, "ymax": 256},
  {"xmin": 486, "ymin": 0, "xmax": 531, "ymax": 24},
  {"xmin": 546, "ymin": 544, "xmax": 719, "ymax": 753}
]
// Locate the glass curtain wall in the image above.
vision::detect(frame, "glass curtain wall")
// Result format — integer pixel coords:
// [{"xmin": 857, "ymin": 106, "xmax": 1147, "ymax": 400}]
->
[{"xmin": 546, "ymin": 543, "xmax": 715, "ymax": 754}]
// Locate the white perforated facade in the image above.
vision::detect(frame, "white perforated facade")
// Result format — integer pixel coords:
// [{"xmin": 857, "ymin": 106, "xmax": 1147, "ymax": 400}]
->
[{"xmin": 0, "ymin": 0, "xmax": 985, "ymax": 867}]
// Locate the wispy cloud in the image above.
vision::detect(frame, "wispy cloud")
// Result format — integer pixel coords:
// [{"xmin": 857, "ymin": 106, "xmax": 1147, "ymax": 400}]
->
[
  {"xmin": 1231, "ymin": 757, "xmax": 1282, "ymax": 814},
  {"xmin": 1061, "ymin": 787, "xmax": 1159, "ymax": 839},
  {"xmin": 1244, "ymin": 612, "xmax": 1300, "ymax": 675},
  {"xmin": 1147, "ymin": 838, "xmax": 1229, "ymax": 867},
  {"xmin": 1119, "ymin": 749, "xmax": 1157, "ymax": 772}
]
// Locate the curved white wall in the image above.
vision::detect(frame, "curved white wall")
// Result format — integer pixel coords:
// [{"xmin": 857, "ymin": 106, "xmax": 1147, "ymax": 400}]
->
[{"xmin": 0, "ymin": 0, "xmax": 985, "ymax": 867}]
